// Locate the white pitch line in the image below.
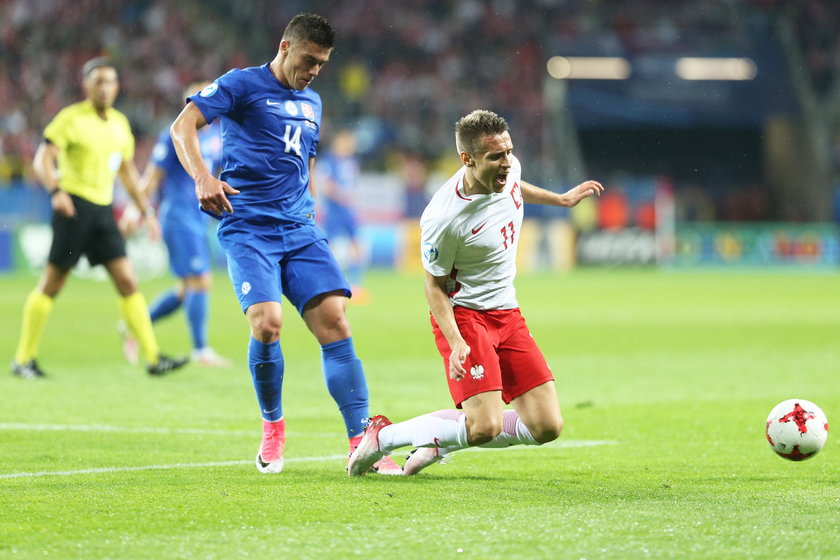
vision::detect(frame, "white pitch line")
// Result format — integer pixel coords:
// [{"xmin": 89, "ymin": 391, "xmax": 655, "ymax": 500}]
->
[
  {"xmin": 0, "ymin": 423, "xmax": 336, "ymax": 437},
  {"xmin": 0, "ymin": 425, "xmax": 617, "ymax": 448},
  {"xmin": 546, "ymin": 439, "xmax": 616, "ymax": 448},
  {"xmin": 462, "ymin": 439, "xmax": 616, "ymax": 453},
  {"xmin": 0, "ymin": 455, "xmax": 348, "ymax": 480},
  {"xmin": 0, "ymin": 440, "xmax": 615, "ymax": 480}
]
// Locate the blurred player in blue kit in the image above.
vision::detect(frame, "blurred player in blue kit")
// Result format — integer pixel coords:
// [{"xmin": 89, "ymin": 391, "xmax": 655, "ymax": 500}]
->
[
  {"xmin": 316, "ymin": 129, "xmax": 367, "ymax": 300},
  {"xmin": 122, "ymin": 82, "xmax": 231, "ymax": 368},
  {"xmin": 170, "ymin": 13, "xmax": 401, "ymax": 474}
]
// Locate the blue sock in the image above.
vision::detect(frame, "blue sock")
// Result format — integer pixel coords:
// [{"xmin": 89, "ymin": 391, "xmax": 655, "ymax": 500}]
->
[
  {"xmin": 321, "ymin": 337, "xmax": 369, "ymax": 438},
  {"xmin": 149, "ymin": 289, "xmax": 182, "ymax": 322},
  {"xmin": 248, "ymin": 337, "xmax": 284, "ymax": 422},
  {"xmin": 183, "ymin": 290, "xmax": 208, "ymax": 350}
]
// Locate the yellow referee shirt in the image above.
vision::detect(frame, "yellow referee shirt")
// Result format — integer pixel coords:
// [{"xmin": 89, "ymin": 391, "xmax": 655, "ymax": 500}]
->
[{"xmin": 43, "ymin": 100, "xmax": 135, "ymax": 206}]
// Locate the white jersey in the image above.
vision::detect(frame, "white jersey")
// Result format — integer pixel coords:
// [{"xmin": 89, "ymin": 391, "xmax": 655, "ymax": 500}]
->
[{"xmin": 421, "ymin": 155, "xmax": 524, "ymax": 310}]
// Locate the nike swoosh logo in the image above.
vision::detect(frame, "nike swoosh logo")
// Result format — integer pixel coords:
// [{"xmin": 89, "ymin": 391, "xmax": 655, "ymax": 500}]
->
[
  {"xmin": 266, "ymin": 100, "xmax": 280, "ymax": 106},
  {"xmin": 471, "ymin": 221, "xmax": 488, "ymax": 234}
]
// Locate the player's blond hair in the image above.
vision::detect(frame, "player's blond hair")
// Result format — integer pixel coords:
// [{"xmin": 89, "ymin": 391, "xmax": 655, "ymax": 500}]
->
[{"xmin": 455, "ymin": 110, "xmax": 509, "ymax": 155}]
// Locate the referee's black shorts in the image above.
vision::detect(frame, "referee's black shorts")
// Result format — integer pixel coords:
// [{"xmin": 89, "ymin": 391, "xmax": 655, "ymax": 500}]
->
[{"xmin": 48, "ymin": 194, "xmax": 127, "ymax": 268}]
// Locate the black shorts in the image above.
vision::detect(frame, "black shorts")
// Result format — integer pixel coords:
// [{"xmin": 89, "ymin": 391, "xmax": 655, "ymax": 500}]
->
[{"xmin": 48, "ymin": 194, "xmax": 126, "ymax": 268}]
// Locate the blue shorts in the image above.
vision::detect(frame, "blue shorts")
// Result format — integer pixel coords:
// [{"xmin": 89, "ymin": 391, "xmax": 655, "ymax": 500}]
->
[
  {"xmin": 324, "ymin": 202, "xmax": 358, "ymax": 240},
  {"xmin": 163, "ymin": 224, "xmax": 211, "ymax": 278},
  {"xmin": 217, "ymin": 219, "xmax": 350, "ymax": 314}
]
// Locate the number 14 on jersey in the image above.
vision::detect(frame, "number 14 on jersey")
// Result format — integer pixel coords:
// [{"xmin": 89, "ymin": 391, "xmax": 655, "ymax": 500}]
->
[{"xmin": 283, "ymin": 124, "xmax": 302, "ymax": 157}]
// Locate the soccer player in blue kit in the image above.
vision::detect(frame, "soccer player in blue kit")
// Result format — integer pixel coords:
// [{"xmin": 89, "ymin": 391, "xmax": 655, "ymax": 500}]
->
[
  {"xmin": 170, "ymin": 13, "xmax": 401, "ymax": 474},
  {"xmin": 316, "ymin": 130, "xmax": 367, "ymax": 299},
  {"xmin": 134, "ymin": 82, "xmax": 230, "ymax": 367}
]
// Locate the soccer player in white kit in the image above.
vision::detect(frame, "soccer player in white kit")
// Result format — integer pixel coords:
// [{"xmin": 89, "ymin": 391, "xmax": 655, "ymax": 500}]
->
[{"xmin": 348, "ymin": 109, "xmax": 603, "ymax": 475}]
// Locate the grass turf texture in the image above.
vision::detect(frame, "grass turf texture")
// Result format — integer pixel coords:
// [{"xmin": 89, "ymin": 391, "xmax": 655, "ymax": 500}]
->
[{"xmin": 0, "ymin": 268, "xmax": 837, "ymax": 559}]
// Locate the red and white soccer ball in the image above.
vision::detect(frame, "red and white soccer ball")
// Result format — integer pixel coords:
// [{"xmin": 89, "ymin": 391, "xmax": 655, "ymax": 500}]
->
[{"xmin": 765, "ymin": 399, "xmax": 829, "ymax": 461}]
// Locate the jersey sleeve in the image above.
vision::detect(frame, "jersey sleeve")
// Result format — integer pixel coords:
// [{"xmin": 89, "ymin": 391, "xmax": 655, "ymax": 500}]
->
[
  {"xmin": 421, "ymin": 216, "xmax": 457, "ymax": 277},
  {"xmin": 187, "ymin": 70, "xmax": 242, "ymax": 123},
  {"xmin": 42, "ymin": 107, "xmax": 74, "ymax": 150}
]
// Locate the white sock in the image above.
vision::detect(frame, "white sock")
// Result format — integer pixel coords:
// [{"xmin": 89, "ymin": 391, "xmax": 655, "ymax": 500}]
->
[
  {"xmin": 477, "ymin": 410, "xmax": 540, "ymax": 448},
  {"xmin": 378, "ymin": 409, "xmax": 468, "ymax": 452}
]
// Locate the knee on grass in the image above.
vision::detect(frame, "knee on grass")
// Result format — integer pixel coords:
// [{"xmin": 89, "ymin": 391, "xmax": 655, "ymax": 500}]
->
[
  {"xmin": 466, "ymin": 417, "xmax": 503, "ymax": 446},
  {"xmin": 531, "ymin": 417, "xmax": 563, "ymax": 444}
]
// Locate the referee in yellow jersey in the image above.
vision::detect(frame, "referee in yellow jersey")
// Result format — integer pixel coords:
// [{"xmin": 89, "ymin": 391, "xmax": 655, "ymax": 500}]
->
[{"xmin": 11, "ymin": 58, "xmax": 188, "ymax": 378}]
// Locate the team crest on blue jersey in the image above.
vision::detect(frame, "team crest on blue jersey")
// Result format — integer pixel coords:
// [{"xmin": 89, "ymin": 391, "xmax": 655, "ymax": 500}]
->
[
  {"xmin": 151, "ymin": 143, "xmax": 167, "ymax": 161},
  {"xmin": 423, "ymin": 242, "xmax": 439, "ymax": 263},
  {"xmin": 284, "ymin": 101, "xmax": 299, "ymax": 116},
  {"xmin": 200, "ymin": 83, "xmax": 219, "ymax": 97},
  {"xmin": 301, "ymin": 103, "xmax": 315, "ymax": 121}
]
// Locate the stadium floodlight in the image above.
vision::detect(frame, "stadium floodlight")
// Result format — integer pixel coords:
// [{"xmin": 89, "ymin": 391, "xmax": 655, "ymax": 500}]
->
[
  {"xmin": 675, "ymin": 57, "xmax": 757, "ymax": 80},
  {"xmin": 546, "ymin": 56, "xmax": 631, "ymax": 80}
]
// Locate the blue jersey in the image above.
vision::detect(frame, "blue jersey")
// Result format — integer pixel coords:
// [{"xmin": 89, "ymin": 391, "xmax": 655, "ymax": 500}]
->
[
  {"xmin": 152, "ymin": 121, "xmax": 222, "ymax": 233},
  {"xmin": 318, "ymin": 151, "xmax": 360, "ymax": 207},
  {"xmin": 188, "ymin": 64, "xmax": 322, "ymax": 225}
]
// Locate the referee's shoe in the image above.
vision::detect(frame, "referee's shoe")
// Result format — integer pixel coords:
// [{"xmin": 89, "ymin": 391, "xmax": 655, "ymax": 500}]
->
[
  {"xmin": 147, "ymin": 354, "xmax": 189, "ymax": 376},
  {"xmin": 11, "ymin": 360, "xmax": 47, "ymax": 380}
]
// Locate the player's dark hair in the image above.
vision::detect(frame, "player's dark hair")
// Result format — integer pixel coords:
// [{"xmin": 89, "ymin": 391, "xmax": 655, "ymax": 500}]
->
[
  {"xmin": 282, "ymin": 13, "xmax": 334, "ymax": 49},
  {"xmin": 82, "ymin": 57, "xmax": 116, "ymax": 79},
  {"xmin": 455, "ymin": 110, "xmax": 509, "ymax": 155}
]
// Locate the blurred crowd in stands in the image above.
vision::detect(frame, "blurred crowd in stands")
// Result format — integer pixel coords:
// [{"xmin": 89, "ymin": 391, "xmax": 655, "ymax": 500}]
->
[
  {"xmin": 790, "ymin": 0, "xmax": 839, "ymax": 97},
  {"xmin": 0, "ymin": 0, "xmax": 837, "ymax": 222}
]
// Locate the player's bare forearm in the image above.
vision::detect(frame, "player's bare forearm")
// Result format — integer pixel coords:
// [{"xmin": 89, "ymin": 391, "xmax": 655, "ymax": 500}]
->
[
  {"xmin": 424, "ymin": 272, "xmax": 470, "ymax": 379},
  {"xmin": 32, "ymin": 142, "xmax": 59, "ymax": 192},
  {"xmin": 139, "ymin": 165, "xmax": 164, "ymax": 199},
  {"xmin": 521, "ymin": 180, "xmax": 604, "ymax": 207},
  {"xmin": 118, "ymin": 162, "xmax": 160, "ymax": 239},
  {"xmin": 172, "ymin": 104, "xmax": 238, "ymax": 214},
  {"xmin": 34, "ymin": 142, "xmax": 75, "ymax": 216},
  {"xmin": 118, "ymin": 162, "xmax": 151, "ymax": 212},
  {"xmin": 170, "ymin": 103, "xmax": 212, "ymax": 183},
  {"xmin": 424, "ymin": 274, "xmax": 459, "ymax": 343}
]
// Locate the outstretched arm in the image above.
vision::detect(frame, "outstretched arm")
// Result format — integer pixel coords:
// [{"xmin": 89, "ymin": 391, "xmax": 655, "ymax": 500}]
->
[
  {"xmin": 424, "ymin": 271, "xmax": 470, "ymax": 380},
  {"xmin": 171, "ymin": 103, "xmax": 239, "ymax": 215},
  {"xmin": 521, "ymin": 179, "xmax": 603, "ymax": 207}
]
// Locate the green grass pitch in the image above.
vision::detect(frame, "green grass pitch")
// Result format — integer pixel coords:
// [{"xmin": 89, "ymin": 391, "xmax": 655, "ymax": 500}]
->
[{"xmin": 0, "ymin": 268, "xmax": 837, "ymax": 559}]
